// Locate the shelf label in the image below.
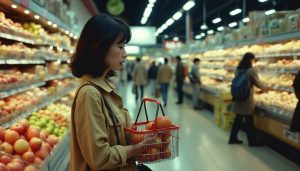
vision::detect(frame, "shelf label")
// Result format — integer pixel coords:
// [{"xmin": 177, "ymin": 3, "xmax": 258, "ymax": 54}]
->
[{"xmin": 283, "ymin": 126, "xmax": 299, "ymax": 144}]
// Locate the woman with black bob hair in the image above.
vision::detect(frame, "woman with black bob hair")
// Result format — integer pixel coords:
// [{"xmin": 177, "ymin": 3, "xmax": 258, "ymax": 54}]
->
[
  {"xmin": 229, "ymin": 52, "xmax": 268, "ymax": 147},
  {"xmin": 70, "ymin": 14, "xmax": 154, "ymax": 171}
]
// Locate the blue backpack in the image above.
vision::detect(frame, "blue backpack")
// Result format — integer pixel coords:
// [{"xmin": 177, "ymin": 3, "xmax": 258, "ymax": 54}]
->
[{"xmin": 231, "ymin": 70, "xmax": 251, "ymax": 101}]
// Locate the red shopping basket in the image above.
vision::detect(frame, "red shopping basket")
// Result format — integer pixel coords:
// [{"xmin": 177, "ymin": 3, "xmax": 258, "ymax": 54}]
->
[{"xmin": 124, "ymin": 98, "xmax": 179, "ymax": 164}]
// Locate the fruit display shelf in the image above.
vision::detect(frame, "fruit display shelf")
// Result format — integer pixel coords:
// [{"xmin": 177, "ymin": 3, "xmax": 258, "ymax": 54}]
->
[
  {"xmin": 45, "ymin": 73, "xmax": 73, "ymax": 82},
  {"xmin": 201, "ymin": 73, "xmax": 232, "ymax": 81},
  {"xmin": 258, "ymin": 67, "xmax": 299, "ymax": 74},
  {"xmin": 269, "ymin": 85, "xmax": 294, "ymax": 93},
  {"xmin": 0, "ymin": 58, "xmax": 45, "ymax": 65},
  {"xmin": 0, "ymin": 84, "xmax": 76, "ymax": 129},
  {"xmin": 256, "ymin": 104, "xmax": 292, "ymax": 125},
  {"xmin": 0, "ymin": 81, "xmax": 45, "ymax": 99},
  {"xmin": 0, "ymin": 30, "xmax": 35, "ymax": 45},
  {"xmin": 44, "ymin": 56, "xmax": 69, "ymax": 62}
]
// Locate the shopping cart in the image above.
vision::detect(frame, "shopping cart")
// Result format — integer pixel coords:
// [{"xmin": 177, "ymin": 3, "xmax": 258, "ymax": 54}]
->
[{"xmin": 124, "ymin": 98, "xmax": 179, "ymax": 164}]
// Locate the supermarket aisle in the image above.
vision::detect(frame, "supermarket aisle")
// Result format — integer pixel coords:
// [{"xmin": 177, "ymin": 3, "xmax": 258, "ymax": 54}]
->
[{"xmin": 118, "ymin": 82, "xmax": 300, "ymax": 171}]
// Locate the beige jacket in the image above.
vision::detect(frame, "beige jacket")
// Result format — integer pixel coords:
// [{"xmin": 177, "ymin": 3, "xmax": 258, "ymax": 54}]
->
[
  {"xmin": 157, "ymin": 64, "xmax": 173, "ymax": 84},
  {"xmin": 132, "ymin": 62, "xmax": 147, "ymax": 86},
  {"xmin": 70, "ymin": 75, "xmax": 138, "ymax": 171},
  {"xmin": 233, "ymin": 68, "xmax": 267, "ymax": 115}
]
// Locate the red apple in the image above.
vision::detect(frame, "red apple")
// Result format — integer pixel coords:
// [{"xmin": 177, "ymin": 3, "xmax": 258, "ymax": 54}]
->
[
  {"xmin": 46, "ymin": 135, "xmax": 58, "ymax": 147},
  {"xmin": 10, "ymin": 124, "xmax": 25, "ymax": 135},
  {"xmin": 40, "ymin": 143, "xmax": 50, "ymax": 153},
  {"xmin": 0, "ymin": 127, "xmax": 5, "ymax": 140},
  {"xmin": 0, "ymin": 155, "xmax": 12, "ymax": 164},
  {"xmin": 4, "ymin": 130, "xmax": 19, "ymax": 144},
  {"xmin": 39, "ymin": 131, "xmax": 47, "ymax": 141},
  {"xmin": 0, "ymin": 163, "xmax": 9, "ymax": 171},
  {"xmin": 14, "ymin": 139, "xmax": 29, "ymax": 154},
  {"xmin": 0, "ymin": 142, "xmax": 14, "ymax": 154},
  {"xmin": 29, "ymin": 137, "xmax": 42, "ymax": 151},
  {"xmin": 24, "ymin": 165, "xmax": 38, "ymax": 171},
  {"xmin": 6, "ymin": 161, "xmax": 22, "ymax": 171},
  {"xmin": 11, "ymin": 158, "xmax": 25, "ymax": 170},
  {"xmin": 33, "ymin": 157, "xmax": 42, "ymax": 165},
  {"xmin": 19, "ymin": 119, "xmax": 30, "ymax": 132},
  {"xmin": 27, "ymin": 128, "xmax": 40, "ymax": 140},
  {"xmin": 34, "ymin": 150, "xmax": 48, "ymax": 160},
  {"xmin": 22, "ymin": 151, "xmax": 35, "ymax": 163}
]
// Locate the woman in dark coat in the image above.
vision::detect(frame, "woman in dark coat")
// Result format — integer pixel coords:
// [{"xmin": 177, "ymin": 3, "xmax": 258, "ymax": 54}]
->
[{"xmin": 290, "ymin": 70, "xmax": 300, "ymax": 132}]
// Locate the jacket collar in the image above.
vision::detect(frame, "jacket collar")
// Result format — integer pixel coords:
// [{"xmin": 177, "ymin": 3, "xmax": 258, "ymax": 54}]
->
[{"xmin": 81, "ymin": 75, "xmax": 115, "ymax": 93}]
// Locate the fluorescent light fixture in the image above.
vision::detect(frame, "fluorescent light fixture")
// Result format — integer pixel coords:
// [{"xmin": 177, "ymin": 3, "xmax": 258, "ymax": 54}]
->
[
  {"xmin": 11, "ymin": 4, "xmax": 17, "ymax": 9},
  {"xmin": 258, "ymin": 0, "xmax": 268, "ymax": 2},
  {"xmin": 166, "ymin": 18, "xmax": 174, "ymax": 26},
  {"xmin": 155, "ymin": 32, "xmax": 159, "ymax": 36},
  {"xmin": 173, "ymin": 37, "xmax": 179, "ymax": 41},
  {"xmin": 207, "ymin": 30, "xmax": 214, "ymax": 34},
  {"xmin": 212, "ymin": 17, "xmax": 221, "ymax": 24},
  {"xmin": 149, "ymin": 0, "xmax": 156, "ymax": 3},
  {"xmin": 53, "ymin": 24, "xmax": 57, "ymax": 28},
  {"xmin": 158, "ymin": 29, "xmax": 163, "ymax": 34},
  {"xmin": 217, "ymin": 26, "xmax": 224, "ymax": 31},
  {"xmin": 195, "ymin": 35, "xmax": 202, "ymax": 39},
  {"xmin": 201, "ymin": 24, "xmax": 208, "ymax": 30},
  {"xmin": 162, "ymin": 24, "xmax": 168, "ymax": 30},
  {"xmin": 228, "ymin": 22, "xmax": 238, "ymax": 27},
  {"xmin": 125, "ymin": 45, "xmax": 141, "ymax": 54},
  {"xmin": 34, "ymin": 15, "xmax": 40, "ymax": 20},
  {"xmin": 200, "ymin": 33, "xmax": 205, "ymax": 37},
  {"xmin": 65, "ymin": 30, "xmax": 70, "ymax": 34},
  {"xmin": 24, "ymin": 10, "xmax": 30, "ymax": 14},
  {"xmin": 173, "ymin": 12, "xmax": 183, "ymax": 20},
  {"xmin": 47, "ymin": 21, "xmax": 53, "ymax": 25},
  {"xmin": 230, "ymin": 8, "xmax": 242, "ymax": 16},
  {"xmin": 147, "ymin": 3, "xmax": 154, "ymax": 8},
  {"xmin": 265, "ymin": 9, "xmax": 276, "ymax": 15},
  {"xmin": 141, "ymin": 17, "xmax": 147, "ymax": 24},
  {"xmin": 70, "ymin": 33, "xmax": 74, "ymax": 37},
  {"xmin": 242, "ymin": 17, "xmax": 250, "ymax": 23},
  {"xmin": 144, "ymin": 7, "xmax": 152, "ymax": 18},
  {"xmin": 183, "ymin": 0, "xmax": 195, "ymax": 11}
]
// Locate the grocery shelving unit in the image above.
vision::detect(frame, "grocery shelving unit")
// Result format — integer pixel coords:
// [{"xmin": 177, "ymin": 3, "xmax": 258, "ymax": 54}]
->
[{"xmin": 0, "ymin": 1, "xmax": 77, "ymax": 170}]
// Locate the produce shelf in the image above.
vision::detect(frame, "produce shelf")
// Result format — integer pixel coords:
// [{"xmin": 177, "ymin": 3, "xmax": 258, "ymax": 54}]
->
[
  {"xmin": 0, "ymin": 81, "xmax": 45, "ymax": 98},
  {"xmin": 256, "ymin": 104, "xmax": 292, "ymax": 125},
  {"xmin": 0, "ymin": 58, "xmax": 45, "ymax": 65},
  {"xmin": 0, "ymin": 31, "xmax": 35, "ymax": 44},
  {"xmin": 45, "ymin": 73, "xmax": 73, "ymax": 81}
]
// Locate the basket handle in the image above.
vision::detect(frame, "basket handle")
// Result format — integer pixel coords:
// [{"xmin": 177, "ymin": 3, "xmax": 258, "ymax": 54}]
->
[{"xmin": 135, "ymin": 98, "xmax": 165, "ymax": 124}]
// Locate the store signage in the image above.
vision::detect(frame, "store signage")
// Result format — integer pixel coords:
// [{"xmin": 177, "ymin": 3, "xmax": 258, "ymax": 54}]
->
[
  {"xmin": 129, "ymin": 27, "xmax": 156, "ymax": 45},
  {"xmin": 164, "ymin": 41, "xmax": 183, "ymax": 51},
  {"xmin": 283, "ymin": 126, "xmax": 299, "ymax": 144}
]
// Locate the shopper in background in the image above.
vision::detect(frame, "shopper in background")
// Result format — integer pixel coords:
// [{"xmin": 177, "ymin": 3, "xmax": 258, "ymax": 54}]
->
[
  {"xmin": 175, "ymin": 56, "xmax": 185, "ymax": 104},
  {"xmin": 148, "ymin": 61, "xmax": 158, "ymax": 95},
  {"xmin": 229, "ymin": 52, "xmax": 268, "ymax": 147},
  {"xmin": 70, "ymin": 14, "xmax": 154, "ymax": 171},
  {"xmin": 189, "ymin": 58, "xmax": 203, "ymax": 110},
  {"xmin": 157, "ymin": 58, "xmax": 173, "ymax": 107},
  {"xmin": 132, "ymin": 58, "xmax": 147, "ymax": 101},
  {"xmin": 290, "ymin": 70, "xmax": 300, "ymax": 132}
]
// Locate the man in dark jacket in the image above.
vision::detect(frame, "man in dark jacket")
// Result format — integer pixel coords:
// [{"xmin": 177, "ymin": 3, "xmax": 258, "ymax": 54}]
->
[
  {"xmin": 290, "ymin": 70, "xmax": 300, "ymax": 132},
  {"xmin": 148, "ymin": 62, "xmax": 158, "ymax": 95},
  {"xmin": 175, "ymin": 56, "xmax": 185, "ymax": 104}
]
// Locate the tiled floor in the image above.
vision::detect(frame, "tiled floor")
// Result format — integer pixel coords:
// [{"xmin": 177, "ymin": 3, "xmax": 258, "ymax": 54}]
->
[{"xmin": 118, "ymin": 82, "xmax": 300, "ymax": 171}]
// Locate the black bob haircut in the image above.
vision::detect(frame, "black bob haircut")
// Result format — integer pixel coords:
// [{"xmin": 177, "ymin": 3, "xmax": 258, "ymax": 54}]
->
[
  {"xmin": 193, "ymin": 58, "xmax": 200, "ymax": 63},
  {"xmin": 70, "ymin": 14, "xmax": 131, "ymax": 78},
  {"xmin": 237, "ymin": 52, "xmax": 255, "ymax": 70}
]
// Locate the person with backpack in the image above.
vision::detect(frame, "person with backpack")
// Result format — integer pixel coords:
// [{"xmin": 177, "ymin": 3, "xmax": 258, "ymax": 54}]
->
[
  {"xmin": 175, "ymin": 56, "xmax": 185, "ymax": 104},
  {"xmin": 189, "ymin": 58, "xmax": 203, "ymax": 110},
  {"xmin": 157, "ymin": 58, "xmax": 173, "ymax": 107},
  {"xmin": 290, "ymin": 70, "xmax": 300, "ymax": 132},
  {"xmin": 229, "ymin": 52, "xmax": 268, "ymax": 147}
]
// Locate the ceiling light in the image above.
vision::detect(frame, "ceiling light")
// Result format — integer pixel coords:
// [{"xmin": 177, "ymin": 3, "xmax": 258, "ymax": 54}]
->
[
  {"xmin": 230, "ymin": 8, "xmax": 242, "ymax": 16},
  {"xmin": 201, "ymin": 24, "xmax": 208, "ymax": 30},
  {"xmin": 11, "ymin": 4, "xmax": 17, "ymax": 9},
  {"xmin": 212, "ymin": 17, "xmax": 221, "ymax": 24},
  {"xmin": 265, "ymin": 9, "xmax": 276, "ymax": 15},
  {"xmin": 147, "ymin": 3, "xmax": 154, "ymax": 8},
  {"xmin": 166, "ymin": 18, "xmax": 174, "ymax": 26},
  {"xmin": 74, "ymin": 35, "xmax": 78, "ymax": 39},
  {"xmin": 155, "ymin": 32, "xmax": 159, "ymax": 36},
  {"xmin": 183, "ymin": 0, "xmax": 195, "ymax": 11},
  {"xmin": 162, "ymin": 24, "xmax": 168, "ymax": 30},
  {"xmin": 207, "ymin": 30, "xmax": 214, "ymax": 34},
  {"xmin": 195, "ymin": 35, "xmax": 202, "ymax": 39},
  {"xmin": 144, "ymin": 7, "xmax": 152, "ymax": 18},
  {"xmin": 242, "ymin": 17, "xmax": 250, "ymax": 23},
  {"xmin": 149, "ymin": 0, "xmax": 156, "ymax": 3},
  {"xmin": 173, "ymin": 37, "xmax": 179, "ymax": 41},
  {"xmin": 70, "ymin": 33, "xmax": 74, "ymax": 37},
  {"xmin": 65, "ymin": 30, "xmax": 70, "ymax": 34},
  {"xmin": 158, "ymin": 28, "xmax": 163, "ymax": 33},
  {"xmin": 200, "ymin": 33, "xmax": 205, "ymax": 37},
  {"xmin": 258, "ymin": 0, "xmax": 268, "ymax": 2},
  {"xmin": 141, "ymin": 17, "xmax": 147, "ymax": 24},
  {"xmin": 228, "ymin": 22, "xmax": 238, "ymax": 27},
  {"xmin": 34, "ymin": 15, "xmax": 40, "ymax": 19},
  {"xmin": 173, "ymin": 12, "xmax": 183, "ymax": 20},
  {"xmin": 24, "ymin": 10, "xmax": 30, "ymax": 14},
  {"xmin": 217, "ymin": 26, "xmax": 224, "ymax": 31},
  {"xmin": 47, "ymin": 21, "xmax": 53, "ymax": 25},
  {"xmin": 53, "ymin": 24, "xmax": 57, "ymax": 28}
]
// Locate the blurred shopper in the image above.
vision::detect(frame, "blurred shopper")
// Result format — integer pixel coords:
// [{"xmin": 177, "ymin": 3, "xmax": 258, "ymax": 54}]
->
[
  {"xmin": 189, "ymin": 58, "xmax": 203, "ymax": 110},
  {"xmin": 148, "ymin": 61, "xmax": 158, "ymax": 95},
  {"xmin": 157, "ymin": 58, "xmax": 173, "ymax": 107},
  {"xmin": 132, "ymin": 58, "xmax": 147, "ymax": 101},
  {"xmin": 70, "ymin": 14, "xmax": 157, "ymax": 171},
  {"xmin": 229, "ymin": 52, "xmax": 268, "ymax": 147},
  {"xmin": 175, "ymin": 56, "xmax": 185, "ymax": 104},
  {"xmin": 290, "ymin": 70, "xmax": 300, "ymax": 132}
]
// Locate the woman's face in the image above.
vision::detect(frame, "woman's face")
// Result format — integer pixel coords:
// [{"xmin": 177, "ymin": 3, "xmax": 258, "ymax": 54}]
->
[{"xmin": 106, "ymin": 35, "xmax": 127, "ymax": 71}]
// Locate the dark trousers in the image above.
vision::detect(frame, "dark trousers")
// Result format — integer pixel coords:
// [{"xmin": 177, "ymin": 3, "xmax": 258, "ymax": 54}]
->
[
  {"xmin": 176, "ymin": 81, "xmax": 184, "ymax": 103},
  {"xmin": 135, "ymin": 85, "xmax": 144, "ymax": 101},
  {"xmin": 160, "ymin": 83, "xmax": 169, "ymax": 105},
  {"xmin": 229, "ymin": 114, "xmax": 257, "ymax": 145}
]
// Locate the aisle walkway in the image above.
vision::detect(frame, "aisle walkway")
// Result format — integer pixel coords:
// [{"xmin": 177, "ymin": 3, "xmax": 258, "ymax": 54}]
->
[{"xmin": 118, "ymin": 82, "xmax": 300, "ymax": 171}]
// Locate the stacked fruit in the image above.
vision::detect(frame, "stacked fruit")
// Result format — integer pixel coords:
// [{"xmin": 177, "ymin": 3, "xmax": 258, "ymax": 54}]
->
[
  {"xmin": 0, "ymin": 43, "xmax": 37, "ymax": 59},
  {"xmin": 128, "ymin": 116, "xmax": 174, "ymax": 162},
  {"xmin": 0, "ymin": 12, "xmax": 32, "ymax": 36},
  {"xmin": 0, "ymin": 70, "xmax": 38, "ymax": 90},
  {"xmin": 0, "ymin": 118, "xmax": 60, "ymax": 170}
]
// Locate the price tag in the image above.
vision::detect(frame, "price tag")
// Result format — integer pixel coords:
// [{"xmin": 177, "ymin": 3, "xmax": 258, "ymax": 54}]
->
[{"xmin": 283, "ymin": 126, "xmax": 299, "ymax": 144}]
